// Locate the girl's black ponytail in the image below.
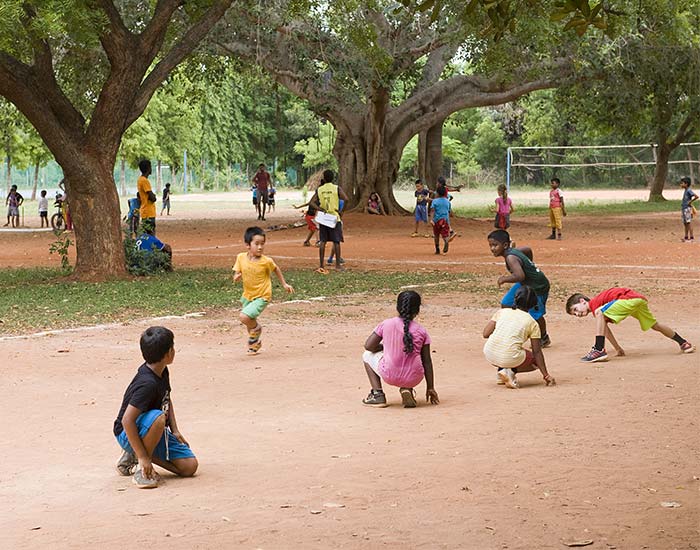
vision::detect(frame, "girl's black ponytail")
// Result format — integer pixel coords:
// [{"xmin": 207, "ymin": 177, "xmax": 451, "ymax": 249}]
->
[{"xmin": 396, "ymin": 290, "xmax": 422, "ymax": 353}]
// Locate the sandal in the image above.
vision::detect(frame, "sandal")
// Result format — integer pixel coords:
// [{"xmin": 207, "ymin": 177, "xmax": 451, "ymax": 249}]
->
[{"xmin": 315, "ymin": 267, "xmax": 329, "ymax": 275}]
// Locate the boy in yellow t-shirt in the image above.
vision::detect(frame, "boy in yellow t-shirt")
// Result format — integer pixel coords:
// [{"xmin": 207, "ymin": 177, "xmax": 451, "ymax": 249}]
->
[{"xmin": 233, "ymin": 226, "xmax": 294, "ymax": 354}]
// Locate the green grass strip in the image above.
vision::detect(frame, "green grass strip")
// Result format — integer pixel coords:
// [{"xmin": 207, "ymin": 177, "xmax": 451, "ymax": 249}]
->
[{"xmin": 0, "ymin": 268, "xmax": 475, "ymax": 335}]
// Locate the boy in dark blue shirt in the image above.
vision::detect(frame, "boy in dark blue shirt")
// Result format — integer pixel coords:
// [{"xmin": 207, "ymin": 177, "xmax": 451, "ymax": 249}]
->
[
  {"xmin": 113, "ymin": 326, "xmax": 197, "ymax": 488},
  {"xmin": 135, "ymin": 219, "xmax": 172, "ymax": 270}
]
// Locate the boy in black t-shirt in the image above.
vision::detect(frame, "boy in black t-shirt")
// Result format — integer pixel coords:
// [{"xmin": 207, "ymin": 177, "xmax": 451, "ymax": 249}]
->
[{"xmin": 113, "ymin": 326, "xmax": 198, "ymax": 488}]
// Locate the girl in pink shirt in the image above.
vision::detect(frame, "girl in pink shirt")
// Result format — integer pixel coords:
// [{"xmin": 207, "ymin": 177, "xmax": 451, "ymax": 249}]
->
[
  {"xmin": 361, "ymin": 291, "xmax": 439, "ymax": 408},
  {"xmin": 494, "ymin": 184, "xmax": 513, "ymax": 229}
]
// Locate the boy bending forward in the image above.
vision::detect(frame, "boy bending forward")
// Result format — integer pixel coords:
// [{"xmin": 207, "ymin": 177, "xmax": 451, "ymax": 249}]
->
[
  {"xmin": 566, "ymin": 288, "xmax": 695, "ymax": 362},
  {"xmin": 113, "ymin": 326, "xmax": 198, "ymax": 488}
]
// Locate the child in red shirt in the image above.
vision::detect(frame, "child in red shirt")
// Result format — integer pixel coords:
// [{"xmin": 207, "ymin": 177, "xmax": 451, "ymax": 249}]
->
[{"xmin": 566, "ymin": 287, "xmax": 694, "ymax": 362}]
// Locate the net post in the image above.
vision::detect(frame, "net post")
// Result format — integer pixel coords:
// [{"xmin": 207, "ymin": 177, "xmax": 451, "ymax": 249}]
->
[{"xmin": 506, "ymin": 147, "xmax": 511, "ymax": 192}]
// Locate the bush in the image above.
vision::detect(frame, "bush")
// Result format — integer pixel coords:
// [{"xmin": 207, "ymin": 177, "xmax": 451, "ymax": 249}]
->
[{"xmin": 124, "ymin": 231, "xmax": 172, "ymax": 276}]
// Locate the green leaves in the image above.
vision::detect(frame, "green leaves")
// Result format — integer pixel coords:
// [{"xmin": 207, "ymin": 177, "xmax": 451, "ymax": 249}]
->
[{"xmin": 551, "ymin": 1, "xmax": 608, "ymax": 36}]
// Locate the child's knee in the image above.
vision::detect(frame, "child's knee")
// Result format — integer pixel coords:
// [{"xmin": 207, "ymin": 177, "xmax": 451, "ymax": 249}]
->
[{"xmin": 178, "ymin": 457, "xmax": 198, "ymax": 477}]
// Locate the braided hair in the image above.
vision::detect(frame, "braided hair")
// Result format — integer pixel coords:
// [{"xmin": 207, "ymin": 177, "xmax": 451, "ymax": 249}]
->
[{"xmin": 396, "ymin": 290, "xmax": 422, "ymax": 354}]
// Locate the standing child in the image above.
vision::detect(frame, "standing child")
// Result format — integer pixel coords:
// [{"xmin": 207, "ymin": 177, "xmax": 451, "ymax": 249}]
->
[
  {"xmin": 327, "ymin": 198, "xmax": 346, "ymax": 266},
  {"xmin": 113, "ymin": 326, "xmax": 198, "ymax": 488},
  {"xmin": 361, "ymin": 290, "xmax": 439, "ymax": 408},
  {"xmin": 494, "ymin": 184, "xmax": 513, "ymax": 229},
  {"xmin": 679, "ymin": 176, "xmax": 698, "ymax": 242},
  {"xmin": 483, "ymin": 285, "xmax": 555, "ymax": 389},
  {"xmin": 126, "ymin": 194, "xmax": 141, "ymax": 238},
  {"xmin": 487, "ymin": 229, "xmax": 552, "ymax": 347},
  {"xmin": 233, "ymin": 226, "xmax": 294, "ymax": 354},
  {"xmin": 38, "ymin": 190, "xmax": 49, "ymax": 228},
  {"xmin": 412, "ymin": 179, "xmax": 431, "ymax": 237},
  {"xmin": 137, "ymin": 159, "xmax": 157, "ymax": 233},
  {"xmin": 430, "ymin": 185, "xmax": 452, "ymax": 255},
  {"xmin": 310, "ymin": 169, "xmax": 348, "ymax": 274},
  {"xmin": 4, "ymin": 185, "xmax": 24, "ymax": 227},
  {"xmin": 547, "ymin": 177, "xmax": 566, "ymax": 240},
  {"xmin": 161, "ymin": 183, "xmax": 171, "ymax": 216},
  {"xmin": 268, "ymin": 184, "xmax": 276, "ymax": 212},
  {"xmin": 566, "ymin": 287, "xmax": 695, "ymax": 362}
]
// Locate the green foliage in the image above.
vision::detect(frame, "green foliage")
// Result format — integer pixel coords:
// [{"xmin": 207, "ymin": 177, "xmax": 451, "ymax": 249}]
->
[
  {"xmin": 48, "ymin": 230, "xmax": 73, "ymax": 275},
  {"xmin": 294, "ymin": 121, "xmax": 337, "ymax": 169},
  {"xmin": 124, "ymin": 230, "xmax": 172, "ymax": 277},
  {"xmin": 470, "ymin": 117, "xmax": 507, "ymax": 169}
]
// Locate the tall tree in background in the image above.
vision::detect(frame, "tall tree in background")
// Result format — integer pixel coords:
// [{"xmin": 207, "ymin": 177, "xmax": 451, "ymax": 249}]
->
[{"xmin": 0, "ymin": 0, "xmax": 232, "ymax": 279}]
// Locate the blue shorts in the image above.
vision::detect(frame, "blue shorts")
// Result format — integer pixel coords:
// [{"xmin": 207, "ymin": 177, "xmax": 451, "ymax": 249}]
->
[
  {"xmin": 116, "ymin": 409, "xmax": 196, "ymax": 461},
  {"xmin": 414, "ymin": 204, "xmax": 428, "ymax": 223},
  {"xmin": 501, "ymin": 282, "xmax": 548, "ymax": 320}
]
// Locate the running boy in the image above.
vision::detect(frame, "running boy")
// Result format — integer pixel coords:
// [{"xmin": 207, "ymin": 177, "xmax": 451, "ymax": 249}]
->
[
  {"xmin": 412, "ymin": 179, "xmax": 431, "ymax": 237},
  {"xmin": 38, "ymin": 190, "xmax": 49, "ymax": 228},
  {"xmin": 487, "ymin": 229, "xmax": 552, "ymax": 347},
  {"xmin": 483, "ymin": 285, "xmax": 555, "ymax": 389},
  {"xmin": 113, "ymin": 326, "xmax": 198, "ymax": 488},
  {"xmin": 361, "ymin": 290, "xmax": 439, "ymax": 408},
  {"xmin": 233, "ymin": 226, "xmax": 294, "ymax": 354},
  {"xmin": 566, "ymin": 287, "xmax": 695, "ymax": 362},
  {"xmin": 430, "ymin": 185, "xmax": 452, "ymax": 255},
  {"xmin": 293, "ymin": 198, "xmax": 319, "ymax": 246},
  {"xmin": 547, "ymin": 177, "xmax": 566, "ymax": 240},
  {"xmin": 680, "ymin": 176, "xmax": 698, "ymax": 242}
]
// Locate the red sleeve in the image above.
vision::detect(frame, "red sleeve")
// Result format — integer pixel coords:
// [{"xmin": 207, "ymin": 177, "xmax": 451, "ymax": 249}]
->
[{"xmin": 589, "ymin": 288, "xmax": 647, "ymax": 311}]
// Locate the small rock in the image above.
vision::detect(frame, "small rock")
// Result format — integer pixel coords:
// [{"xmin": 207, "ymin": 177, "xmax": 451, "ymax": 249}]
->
[
  {"xmin": 310, "ymin": 509, "xmax": 322, "ymax": 515},
  {"xmin": 660, "ymin": 501, "xmax": 681, "ymax": 508}
]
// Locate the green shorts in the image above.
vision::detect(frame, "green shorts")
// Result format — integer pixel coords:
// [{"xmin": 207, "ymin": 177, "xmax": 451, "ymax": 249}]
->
[
  {"xmin": 602, "ymin": 298, "xmax": 657, "ymax": 331},
  {"xmin": 240, "ymin": 297, "xmax": 269, "ymax": 319}
]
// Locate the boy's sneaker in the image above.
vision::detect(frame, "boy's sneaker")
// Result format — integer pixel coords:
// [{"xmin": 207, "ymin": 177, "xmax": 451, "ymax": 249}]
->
[
  {"xmin": 580, "ymin": 347, "xmax": 608, "ymax": 362},
  {"xmin": 541, "ymin": 334, "xmax": 551, "ymax": 348},
  {"xmin": 116, "ymin": 450, "xmax": 138, "ymax": 476},
  {"xmin": 411, "ymin": 232, "xmax": 419, "ymax": 237},
  {"xmin": 362, "ymin": 389, "xmax": 388, "ymax": 408},
  {"xmin": 400, "ymin": 387, "xmax": 417, "ymax": 408},
  {"xmin": 546, "ymin": 234, "xmax": 556, "ymax": 240},
  {"xmin": 680, "ymin": 341, "xmax": 695, "ymax": 354},
  {"xmin": 327, "ymin": 257, "xmax": 334, "ymax": 264},
  {"xmin": 497, "ymin": 368, "xmax": 519, "ymax": 389},
  {"xmin": 132, "ymin": 469, "xmax": 159, "ymax": 489}
]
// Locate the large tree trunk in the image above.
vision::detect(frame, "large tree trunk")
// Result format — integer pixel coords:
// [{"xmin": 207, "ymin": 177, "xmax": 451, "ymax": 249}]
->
[
  {"xmin": 63, "ymin": 155, "xmax": 126, "ymax": 279},
  {"xmin": 418, "ymin": 119, "xmax": 444, "ymax": 188},
  {"xmin": 649, "ymin": 142, "xmax": 672, "ymax": 201}
]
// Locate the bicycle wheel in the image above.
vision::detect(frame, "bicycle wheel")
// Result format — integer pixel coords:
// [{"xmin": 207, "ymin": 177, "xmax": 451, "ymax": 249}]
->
[{"xmin": 51, "ymin": 213, "xmax": 64, "ymax": 230}]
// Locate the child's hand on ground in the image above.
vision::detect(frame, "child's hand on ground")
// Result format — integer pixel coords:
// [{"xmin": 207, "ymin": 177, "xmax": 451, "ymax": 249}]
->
[
  {"xmin": 615, "ymin": 348, "xmax": 625, "ymax": 357},
  {"xmin": 426, "ymin": 388, "xmax": 439, "ymax": 404},
  {"xmin": 543, "ymin": 374, "xmax": 556, "ymax": 386},
  {"xmin": 172, "ymin": 430, "xmax": 189, "ymax": 447},
  {"xmin": 497, "ymin": 275, "xmax": 508, "ymax": 286},
  {"xmin": 283, "ymin": 283, "xmax": 294, "ymax": 293},
  {"xmin": 139, "ymin": 457, "xmax": 155, "ymax": 478}
]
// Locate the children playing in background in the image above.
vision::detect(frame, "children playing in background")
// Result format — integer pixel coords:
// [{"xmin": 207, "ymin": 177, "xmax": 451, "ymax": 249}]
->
[
  {"xmin": 361, "ymin": 290, "xmax": 439, "ymax": 408},
  {"xmin": 251, "ymin": 185, "xmax": 259, "ymax": 216},
  {"xmin": 4, "ymin": 185, "xmax": 23, "ymax": 227},
  {"xmin": 566, "ymin": 287, "xmax": 695, "ymax": 362},
  {"xmin": 327, "ymin": 198, "xmax": 345, "ymax": 266},
  {"xmin": 268, "ymin": 185, "xmax": 276, "ymax": 212},
  {"xmin": 233, "ymin": 226, "xmax": 294, "ymax": 354},
  {"xmin": 430, "ymin": 185, "xmax": 452, "ymax": 255},
  {"xmin": 488, "ymin": 229, "xmax": 552, "ymax": 347},
  {"xmin": 494, "ymin": 184, "xmax": 513, "ymax": 229},
  {"xmin": 38, "ymin": 190, "xmax": 49, "ymax": 228},
  {"xmin": 483, "ymin": 285, "xmax": 555, "ymax": 389},
  {"xmin": 412, "ymin": 179, "xmax": 431, "ymax": 237},
  {"xmin": 366, "ymin": 192, "xmax": 385, "ymax": 215},
  {"xmin": 293, "ymin": 199, "xmax": 319, "ymax": 246},
  {"xmin": 161, "ymin": 183, "xmax": 171, "ymax": 216},
  {"xmin": 113, "ymin": 326, "xmax": 198, "ymax": 489},
  {"xmin": 547, "ymin": 177, "xmax": 566, "ymax": 240},
  {"xmin": 680, "ymin": 176, "xmax": 698, "ymax": 242}
]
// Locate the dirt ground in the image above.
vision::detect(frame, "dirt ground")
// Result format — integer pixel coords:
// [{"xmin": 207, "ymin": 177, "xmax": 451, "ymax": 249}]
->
[{"xmin": 1, "ymin": 197, "xmax": 699, "ymax": 549}]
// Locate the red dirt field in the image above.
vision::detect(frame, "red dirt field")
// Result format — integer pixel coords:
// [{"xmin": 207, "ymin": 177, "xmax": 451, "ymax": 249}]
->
[{"xmin": 1, "ymin": 205, "xmax": 699, "ymax": 549}]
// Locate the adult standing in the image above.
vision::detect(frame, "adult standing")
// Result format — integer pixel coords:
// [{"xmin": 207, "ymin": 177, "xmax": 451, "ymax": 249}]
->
[
  {"xmin": 252, "ymin": 163, "xmax": 271, "ymax": 221},
  {"xmin": 311, "ymin": 169, "xmax": 348, "ymax": 274},
  {"xmin": 137, "ymin": 159, "xmax": 157, "ymax": 233}
]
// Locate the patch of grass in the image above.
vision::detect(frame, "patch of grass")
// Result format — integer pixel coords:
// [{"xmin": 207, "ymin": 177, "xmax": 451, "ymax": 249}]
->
[
  {"xmin": 0, "ymin": 268, "xmax": 475, "ymax": 335},
  {"xmin": 454, "ymin": 199, "xmax": 679, "ymax": 218}
]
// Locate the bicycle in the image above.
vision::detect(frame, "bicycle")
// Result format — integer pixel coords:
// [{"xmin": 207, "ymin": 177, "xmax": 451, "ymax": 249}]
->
[{"xmin": 51, "ymin": 197, "xmax": 65, "ymax": 231}]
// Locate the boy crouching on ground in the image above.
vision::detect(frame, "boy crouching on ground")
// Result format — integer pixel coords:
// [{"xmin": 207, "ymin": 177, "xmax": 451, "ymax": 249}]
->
[{"xmin": 113, "ymin": 326, "xmax": 198, "ymax": 488}]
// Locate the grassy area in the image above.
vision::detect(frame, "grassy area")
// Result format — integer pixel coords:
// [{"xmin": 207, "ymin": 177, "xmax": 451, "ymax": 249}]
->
[
  {"xmin": 454, "ymin": 199, "xmax": 679, "ymax": 218},
  {"xmin": 0, "ymin": 268, "xmax": 476, "ymax": 335}
]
